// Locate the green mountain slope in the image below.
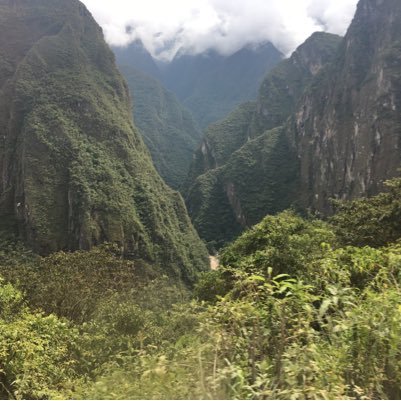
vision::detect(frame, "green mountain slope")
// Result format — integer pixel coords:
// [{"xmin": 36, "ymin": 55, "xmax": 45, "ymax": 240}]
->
[
  {"xmin": 0, "ymin": 0, "xmax": 208, "ymax": 282},
  {"xmin": 184, "ymin": 102, "xmax": 256, "ymax": 192},
  {"xmin": 186, "ymin": 127, "xmax": 299, "ymax": 249},
  {"xmin": 185, "ymin": 32, "xmax": 342, "ymax": 247},
  {"xmin": 249, "ymin": 32, "xmax": 343, "ymax": 136},
  {"xmin": 113, "ymin": 40, "xmax": 161, "ymax": 80},
  {"xmin": 163, "ymin": 43, "xmax": 284, "ymax": 128},
  {"xmin": 118, "ymin": 65, "xmax": 203, "ymax": 190},
  {"xmin": 187, "ymin": 0, "xmax": 401, "ymax": 248}
]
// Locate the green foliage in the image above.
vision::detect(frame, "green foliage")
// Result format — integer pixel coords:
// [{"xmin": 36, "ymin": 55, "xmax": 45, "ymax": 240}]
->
[
  {"xmin": 119, "ymin": 65, "xmax": 203, "ymax": 190},
  {"xmin": 0, "ymin": 278, "xmax": 24, "ymax": 322},
  {"xmin": 185, "ymin": 33, "xmax": 341, "ymax": 247},
  {"xmin": 186, "ymin": 128, "xmax": 299, "ymax": 248},
  {"xmin": 1, "ymin": 179, "xmax": 401, "ymax": 399},
  {"xmin": 0, "ymin": 235, "xmax": 38, "ymax": 268},
  {"xmin": 331, "ymin": 177, "xmax": 401, "ymax": 247},
  {"xmin": 0, "ymin": 250, "xmax": 196, "ymax": 399},
  {"xmin": 0, "ymin": 246, "xmax": 174, "ymax": 323},
  {"xmin": 186, "ymin": 227, "xmax": 401, "ymax": 399},
  {"xmin": 194, "ymin": 270, "xmax": 233, "ymax": 303},
  {"xmin": 71, "ymin": 289, "xmax": 224, "ymax": 399},
  {"xmin": 72, "ymin": 204, "xmax": 401, "ymax": 399},
  {"xmin": 222, "ymin": 128, "xmax": 299, "ymax": 226},
  {"xmin": 0, "ymin": 0, "xmax": 208, "ymax": 282},
  {"xmin": 220, "ymin": 210, "xmax": 336, "ymax": 277},
  {"xmin": 183, "ymin": 102, "xmax": 257, "ymax": 199},
  {"xmin": 72, "ymin": 277, "xmax": 194, "ymax": 378},
  {"xmin": 0, "ymin": 278, "xmax": 79, "ymax": 400},
  {"xmin": 185, "ymin": 169, "xmax": 243, "ymax": 248},
  {"xmin": 200, "ymin": 102, "xmax": 257, "ymax": 167}
]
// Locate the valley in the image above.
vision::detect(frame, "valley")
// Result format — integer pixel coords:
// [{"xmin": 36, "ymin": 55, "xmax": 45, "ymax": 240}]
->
[{"xmin": 1, "ymin": 0, "xmax": 401, "ymax": 399}]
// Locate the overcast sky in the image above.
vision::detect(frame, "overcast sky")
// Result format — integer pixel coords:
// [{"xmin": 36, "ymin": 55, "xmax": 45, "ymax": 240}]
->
[{"xmin": 81, "ymin": 0, "xmax": 358, "ymax": 60}]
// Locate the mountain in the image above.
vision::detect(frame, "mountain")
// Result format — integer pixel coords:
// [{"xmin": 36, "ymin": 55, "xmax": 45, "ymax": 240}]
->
[
  {"xmin": 185, "ymin": 33, "xmax": 342, "ymax": 247},
  {"xmin": 0, "ymin": 0, "xmax": 208, "ymax": 282},
  {"xmin": 112, "ymin": 40, "xmax": 162, "ymax": 80},
  {"xmin": 112, "ymin": 40, "xmax": 283, "ymax": 192},
  {"xmin": 162, "ymin": 43, "xmax": 284, "ymax": 128},
  {"xmin": 294, "ymin": 0, "xmax": 401, "ymax": 213},
  {"xmin": 117, "ymin": 65, "xmax": 203, "ymax": 190},
  {"xmin": 114, "ymin": 41, "xmax": 283, "ymax": 129},
  {"xmin": 187, "ymin": 0, "xmax": 401, "ymax": 248}
]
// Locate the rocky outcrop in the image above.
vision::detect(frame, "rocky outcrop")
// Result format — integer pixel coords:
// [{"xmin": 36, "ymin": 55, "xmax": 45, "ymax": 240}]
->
[
  {"xmin": 249, "ymin": 32, "xmax": 342, "ymax": 138},
  {"xmin": 294, "ymin": 0, "xmax": 401, "ymax": 213}
]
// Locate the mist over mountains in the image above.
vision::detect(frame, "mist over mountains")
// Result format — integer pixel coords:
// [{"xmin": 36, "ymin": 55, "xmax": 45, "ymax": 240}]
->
[
  {"xmin": 82, "ymin": 0, "xmax": 358, "ymax": 60},
  {"xmin": 2, "ymin": 1, "xmax": 401, "ymax": 399},
  {"xmin": 113, "ymin": 39, "xmax": 283, "ymax": 189},
  {"xmin": 114, "ymin": 39, "xmax": 283, "ymax": 127}
]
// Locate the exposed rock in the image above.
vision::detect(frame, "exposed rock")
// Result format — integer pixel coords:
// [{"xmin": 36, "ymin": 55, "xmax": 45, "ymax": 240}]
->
[{"xmin": 293, "ymin": 0, "xmax": 401, "ymax": 213}]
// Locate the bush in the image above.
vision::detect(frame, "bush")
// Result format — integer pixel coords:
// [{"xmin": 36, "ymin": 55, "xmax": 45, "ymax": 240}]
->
[
  {"xmin": 220, "ymin": 210, "xmax": 337, "ymax": 278},
  {"xmin": 0, "ymin": 245, "xmax": 155, "ymax": 323},
  {"xmin": 331, "ymin": 177, "xmax": 401, "ymax": 247},
  {"xmin": 0, "ymin": 278, "xmax": 79, "ymax": 399}
]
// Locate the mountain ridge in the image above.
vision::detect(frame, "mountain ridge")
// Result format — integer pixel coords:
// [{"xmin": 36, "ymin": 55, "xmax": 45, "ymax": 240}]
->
[{"xmin": 113, "ymin": 40, "xmax": 283, "ymax": 129}]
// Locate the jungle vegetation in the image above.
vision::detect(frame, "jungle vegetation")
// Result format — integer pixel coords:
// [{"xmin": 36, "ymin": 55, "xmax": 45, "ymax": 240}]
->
[{"xmin": 1, "ymin": 179, "xmax": 401, "ymax": 399}]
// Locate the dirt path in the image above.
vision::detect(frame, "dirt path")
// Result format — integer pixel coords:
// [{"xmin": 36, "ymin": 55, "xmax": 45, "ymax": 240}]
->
[{"xmin": 209, "ymin": 256, "xmax": 219, "ymax": 270}]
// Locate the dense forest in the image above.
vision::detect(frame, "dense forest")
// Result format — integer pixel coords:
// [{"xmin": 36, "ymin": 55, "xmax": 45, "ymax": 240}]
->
[
  {"xmin": 1, "ymin": 179, "xmax": 401, "ymax": 399},
  {"xmin": 116, "ymin": 64, "xmax": 203, "ymax": 190},
  {"xmin": 1, "ymin": 0, "xmax": 401, "ymax": 399}
]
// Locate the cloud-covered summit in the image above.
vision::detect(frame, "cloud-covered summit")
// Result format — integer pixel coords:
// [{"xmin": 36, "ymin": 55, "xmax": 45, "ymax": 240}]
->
[{"xmin": 82, "ymin": 0, "xmax": 357, "ymax": 60}]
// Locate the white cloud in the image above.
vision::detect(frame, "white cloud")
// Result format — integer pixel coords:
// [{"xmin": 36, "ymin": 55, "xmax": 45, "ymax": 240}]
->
[
  {"xmin": 308, "ymin": 0, "xmax": 358, "ymax": 33},
  {"xmin": 81, "ymin": 0, "xmax": 358, "ymax": 60}
]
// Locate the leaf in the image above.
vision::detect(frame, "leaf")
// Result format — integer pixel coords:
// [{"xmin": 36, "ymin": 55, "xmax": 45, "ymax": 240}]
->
[
  {"xmin": 273, "ymin": 274, "xmax": 292, "ymax": 280},
  {"xmin": 319, "ymin": 299, "xmax": 332, "ymax": 318},
  {"xmin": 248, "ymin": 275, "xmax": 266, "ymax": 282}
]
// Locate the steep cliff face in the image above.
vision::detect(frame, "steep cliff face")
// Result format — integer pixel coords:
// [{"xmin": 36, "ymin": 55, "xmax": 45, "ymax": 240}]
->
[
  {"xmin": 249, "ymin": 32, "xmax": 342, "ymax": 137},
  {"xmin": 294, "ymin": 0, "xmax": 401, "ymax": 212},
  {"xmin": 0, "ymin": 0, "xmax": 208, "ymax": 281},
  {"xmin": 188, "ymin": 0, "xmax": 401, "ymax": 247},
  {"xmin": 185, "ymin": 33, "xmax": 342, "ymax": 247}
]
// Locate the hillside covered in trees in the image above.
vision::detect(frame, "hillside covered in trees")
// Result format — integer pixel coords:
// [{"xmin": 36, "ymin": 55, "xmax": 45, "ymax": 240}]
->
[
  {"xmin": 185, "ymin": 0, "xmax": 401, "ymax": 250},
  {"xmin": 2, "ymin": 178, "xmax": 401, "ymax": 399},
  {"xmin": 185, "ymin": 32, "xmax": 343, "ymax": 248},
  {"xmin": 117, "ymin": 64, "xmax": 203, "ymax": 190},
  {"xmin": 0, "ymin": 0, "xmax": 208, "ymax": 282},
  {"xmin": 1, "ymin": 0, "xmax": 401, "ymax": 399}
]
